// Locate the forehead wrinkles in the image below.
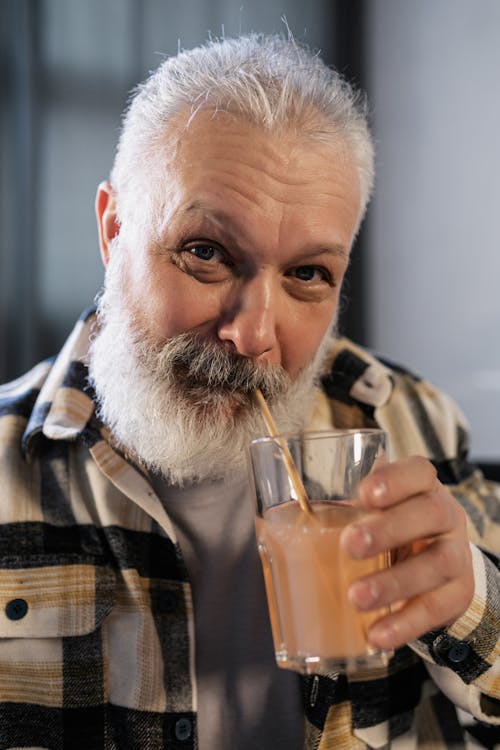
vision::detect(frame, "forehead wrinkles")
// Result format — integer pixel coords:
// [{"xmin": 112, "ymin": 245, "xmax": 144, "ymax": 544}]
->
[
  {"xmin": 152, "ymin": 154, "xmax": 303, "ymax": 243},
  {"xmin": 181, "ymin": 138, "xmax": 299, "ymax": 207},
  {"xmin": 193, "ymin": 148, "xmax": 350, "ymax": 213},
  {"xmin": 150, "ymin": 110, "xmax": 359, "ymax": 241},
  {"xmin": 178, "ymin": 108, "xmax": 348, "ymax": 189}
]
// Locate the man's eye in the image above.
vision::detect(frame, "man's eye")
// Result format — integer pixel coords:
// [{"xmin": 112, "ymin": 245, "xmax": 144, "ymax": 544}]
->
[
  {"xmin": 177, "ymin": 242, "xmax": 234, "ymax": 282},
  {"xmin": 188, "ymin": 244, "xmax": 223, "ymax": 262},
  {"xmin": 291, "ymin": 265, "xmax": 332, "ymax": 284}
]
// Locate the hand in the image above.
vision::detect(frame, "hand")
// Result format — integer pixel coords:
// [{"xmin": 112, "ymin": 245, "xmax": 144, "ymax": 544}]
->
[{"xmin": 340, "ymin": 456, "xmax": 474, "ymax": 651}]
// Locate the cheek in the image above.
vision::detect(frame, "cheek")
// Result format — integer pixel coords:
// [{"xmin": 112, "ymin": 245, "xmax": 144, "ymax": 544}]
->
[
  {"xmin": 280, "ymin": 304, "xmax": 337, "ymax": 376},
  {"xmin": 129, "ymin": 263, "xmax": 224, "ymax": 340}
]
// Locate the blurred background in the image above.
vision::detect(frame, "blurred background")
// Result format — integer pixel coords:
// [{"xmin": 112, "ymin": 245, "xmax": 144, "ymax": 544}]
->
[{"xmin": 1, "ymin": 0, "xmax": 499, "ymax": 469}]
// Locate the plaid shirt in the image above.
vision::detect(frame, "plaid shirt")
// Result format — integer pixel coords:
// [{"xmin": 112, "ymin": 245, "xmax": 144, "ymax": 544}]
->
[{"xmin": 0, "ymin": 308, "xmax": 499, "ymax": 750}]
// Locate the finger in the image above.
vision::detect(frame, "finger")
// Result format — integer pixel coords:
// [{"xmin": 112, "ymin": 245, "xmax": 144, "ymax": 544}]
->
[
  {"xmin": 365, "ymin": 579, "xmax": 475, "ymax": 651},
  {"xmin": 358, "ymin": 455, "xmax": 438, "ymax": 510},
  {"xmin": 341, "ymin": 489, "xmax": 464, "ymax": 558},
  {"xmin": 347, "ymin": 536, "xmax": 473, "ymax": 612}
]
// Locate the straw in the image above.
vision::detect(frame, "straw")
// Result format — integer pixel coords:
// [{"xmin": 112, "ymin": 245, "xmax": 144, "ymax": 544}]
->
[
  {"xmin": 254, "ymin": 388, "xmax": 313, "ymax": 518},
  {"xmin": 254, "ymin": 389, "xmax": 377, "ymax": 665}
]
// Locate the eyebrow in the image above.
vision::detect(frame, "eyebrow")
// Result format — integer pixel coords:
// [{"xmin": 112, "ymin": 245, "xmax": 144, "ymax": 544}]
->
[
  {"xmin": 181, "ymin": 201, "xmax": 242, "ymax": 236},
  {"xmin": 178, "ymin": 200, "xmax": 351, "ymax": 261}
]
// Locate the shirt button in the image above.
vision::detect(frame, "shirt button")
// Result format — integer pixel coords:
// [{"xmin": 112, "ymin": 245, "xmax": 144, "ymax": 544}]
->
[
  {"xmin": 5, "ymin": 598, "xmax": 29, "ymax": 621},
  {"xmin": 448, "ymin": 643, "xmax": 471, "ymax": 663},
  {"xmin": 433, "ymin": 634, "xmax": 452, "ymax": 660},
  {"xmin": 174, "ymin": 717, "xmax": 192, "ymax": 741}
]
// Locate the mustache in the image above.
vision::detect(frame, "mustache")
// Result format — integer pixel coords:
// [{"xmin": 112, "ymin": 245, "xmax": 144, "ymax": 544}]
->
[{"xmin": 140, "ymin": 331, "xmax": 291, "ymax": 399}]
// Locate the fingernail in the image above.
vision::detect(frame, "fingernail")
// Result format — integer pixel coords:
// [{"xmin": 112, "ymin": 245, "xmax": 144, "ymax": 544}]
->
[
  {"xmin": 371, "ymin": 479, "xmax": 388, "ymax": 505},
  {"xmin": 341, "ymin": 524, "xmax": 373, "ymax": 557},
  {"xmin": 369, "ymin": 622, "xmax": 398, "ymax": 650},
  {"xmin": 348, "ymin": 579, "xmax": 379, "ymax": 610}
]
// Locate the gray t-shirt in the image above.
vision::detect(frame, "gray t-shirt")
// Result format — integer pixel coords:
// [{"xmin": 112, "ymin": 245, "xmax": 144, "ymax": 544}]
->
[{"xmin": 151, "ymin": 473, "xmax": 304, "ymax": 750}]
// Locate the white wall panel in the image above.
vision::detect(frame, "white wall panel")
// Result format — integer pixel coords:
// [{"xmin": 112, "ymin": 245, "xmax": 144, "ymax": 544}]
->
[{"xmin": 367, "ymin": 0, "xmax": 500, "ymax": 459}]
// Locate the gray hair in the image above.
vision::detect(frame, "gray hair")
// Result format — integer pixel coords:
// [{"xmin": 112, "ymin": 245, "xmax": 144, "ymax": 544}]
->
[{"xmin": 111, "ymin": 33, "xmax": 375, "ymax": 237}]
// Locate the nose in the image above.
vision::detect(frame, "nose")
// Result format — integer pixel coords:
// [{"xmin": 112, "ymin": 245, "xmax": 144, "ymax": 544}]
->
[{"xmin": 217, "ymin": 273, "xmax": 279, "ymax": 361}]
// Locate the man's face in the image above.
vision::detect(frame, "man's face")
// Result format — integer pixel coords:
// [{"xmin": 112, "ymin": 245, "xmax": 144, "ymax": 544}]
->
[
  {"xmin": 92, "ymin": 111, "xmax": 362, "ymax": 483},
  {"xmin": 108, "ymin": 110, "xmax": 361, "ymax": 379}
]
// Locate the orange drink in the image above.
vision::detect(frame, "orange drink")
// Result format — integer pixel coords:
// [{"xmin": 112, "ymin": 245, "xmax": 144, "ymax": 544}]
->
[
  {"xmin": 256, "ymin": 500, "xmax": 390, "ymax": 673},
  {"xmin": 249, "ymin": 429, "xmax": 392, "ymax": 674}
]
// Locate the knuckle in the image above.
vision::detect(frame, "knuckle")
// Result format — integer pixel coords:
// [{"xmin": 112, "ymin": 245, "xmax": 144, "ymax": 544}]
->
[
  {"xmin": 384, "ymin": 570, "xmax": 405, "ymax": 604},
  {"xmin": 421, "ymin": 576, "xmax": 474, "ymax": 629},
  {"xmin": 425, "ymin": 491, "xmax": 452, "ymax": 527},
  {"xmin": 454, "ymin": 502, "xmax": 469, "ymax": 533},
  {"xmin": 411, "ymin": 455, "xmax": 437, "ymax": 484},
  {"xmin": 420, "ymin": 591, "xmax": 446, "ymax": 626},
  {"xmin": 430, "ymin": 540, "xmax": 461, "ymax": 579},
  {"xmin": 381, "ymin": 521, "xmax": 401, "ymax": 551}
]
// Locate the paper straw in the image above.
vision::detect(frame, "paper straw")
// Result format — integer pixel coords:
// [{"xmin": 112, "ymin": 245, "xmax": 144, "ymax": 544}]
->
[{"xmin": 254, "ymin": 388, "xmax": 313, "ymax": 518}]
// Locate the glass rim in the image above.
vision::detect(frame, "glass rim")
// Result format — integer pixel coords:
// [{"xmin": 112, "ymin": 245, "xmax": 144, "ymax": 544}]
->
[{"xmin": 249, "ymin": 427, "xmax": 386, "ymax": 447}]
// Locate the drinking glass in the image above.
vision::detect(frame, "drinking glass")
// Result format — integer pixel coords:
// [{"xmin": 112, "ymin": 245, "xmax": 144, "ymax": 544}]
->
[{"xmin": 249, "ymin": 429, "xmax": 392, "ymax": 674}]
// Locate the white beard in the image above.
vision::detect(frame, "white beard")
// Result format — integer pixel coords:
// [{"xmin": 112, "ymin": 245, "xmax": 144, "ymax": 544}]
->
[{"xmin": 88, "ymin": 249, "xmax": 332, "ymax": 486}]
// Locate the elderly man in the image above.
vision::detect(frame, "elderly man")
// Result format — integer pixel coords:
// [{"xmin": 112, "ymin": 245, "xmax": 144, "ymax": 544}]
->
[{"xmin": 0, "ymin": 34, "xmax": 498, "ymax": 750}]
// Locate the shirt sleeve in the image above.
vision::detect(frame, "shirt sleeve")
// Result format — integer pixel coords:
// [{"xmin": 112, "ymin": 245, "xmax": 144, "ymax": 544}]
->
[
  {"xmin": 409, "ymin": 541, "xmax": 500, "ymax": 724},
  {"xmin": 375, "ymin": 368, "xmax": 500, "ymax": 723}
]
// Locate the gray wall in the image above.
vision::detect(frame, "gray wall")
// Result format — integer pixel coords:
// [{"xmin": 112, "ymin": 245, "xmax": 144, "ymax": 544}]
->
[{"xmin": 367, "ymin": 0, "xmax": 500, "ymax": 459}]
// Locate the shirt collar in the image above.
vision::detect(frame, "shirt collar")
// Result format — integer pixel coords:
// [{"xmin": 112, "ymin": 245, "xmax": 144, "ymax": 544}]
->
[
  {"xmin": 22, "ymin": 307, "xmax": 98, "ymax": 456},
  {"xmin": 321, "ymin": 337, "xmax": 394, "ymax": 410}
]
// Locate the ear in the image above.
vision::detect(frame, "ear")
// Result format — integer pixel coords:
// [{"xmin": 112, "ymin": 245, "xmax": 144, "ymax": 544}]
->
[{"xmin": 95, "ymin": 181, "xmax": 120, "ymax": 267}]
